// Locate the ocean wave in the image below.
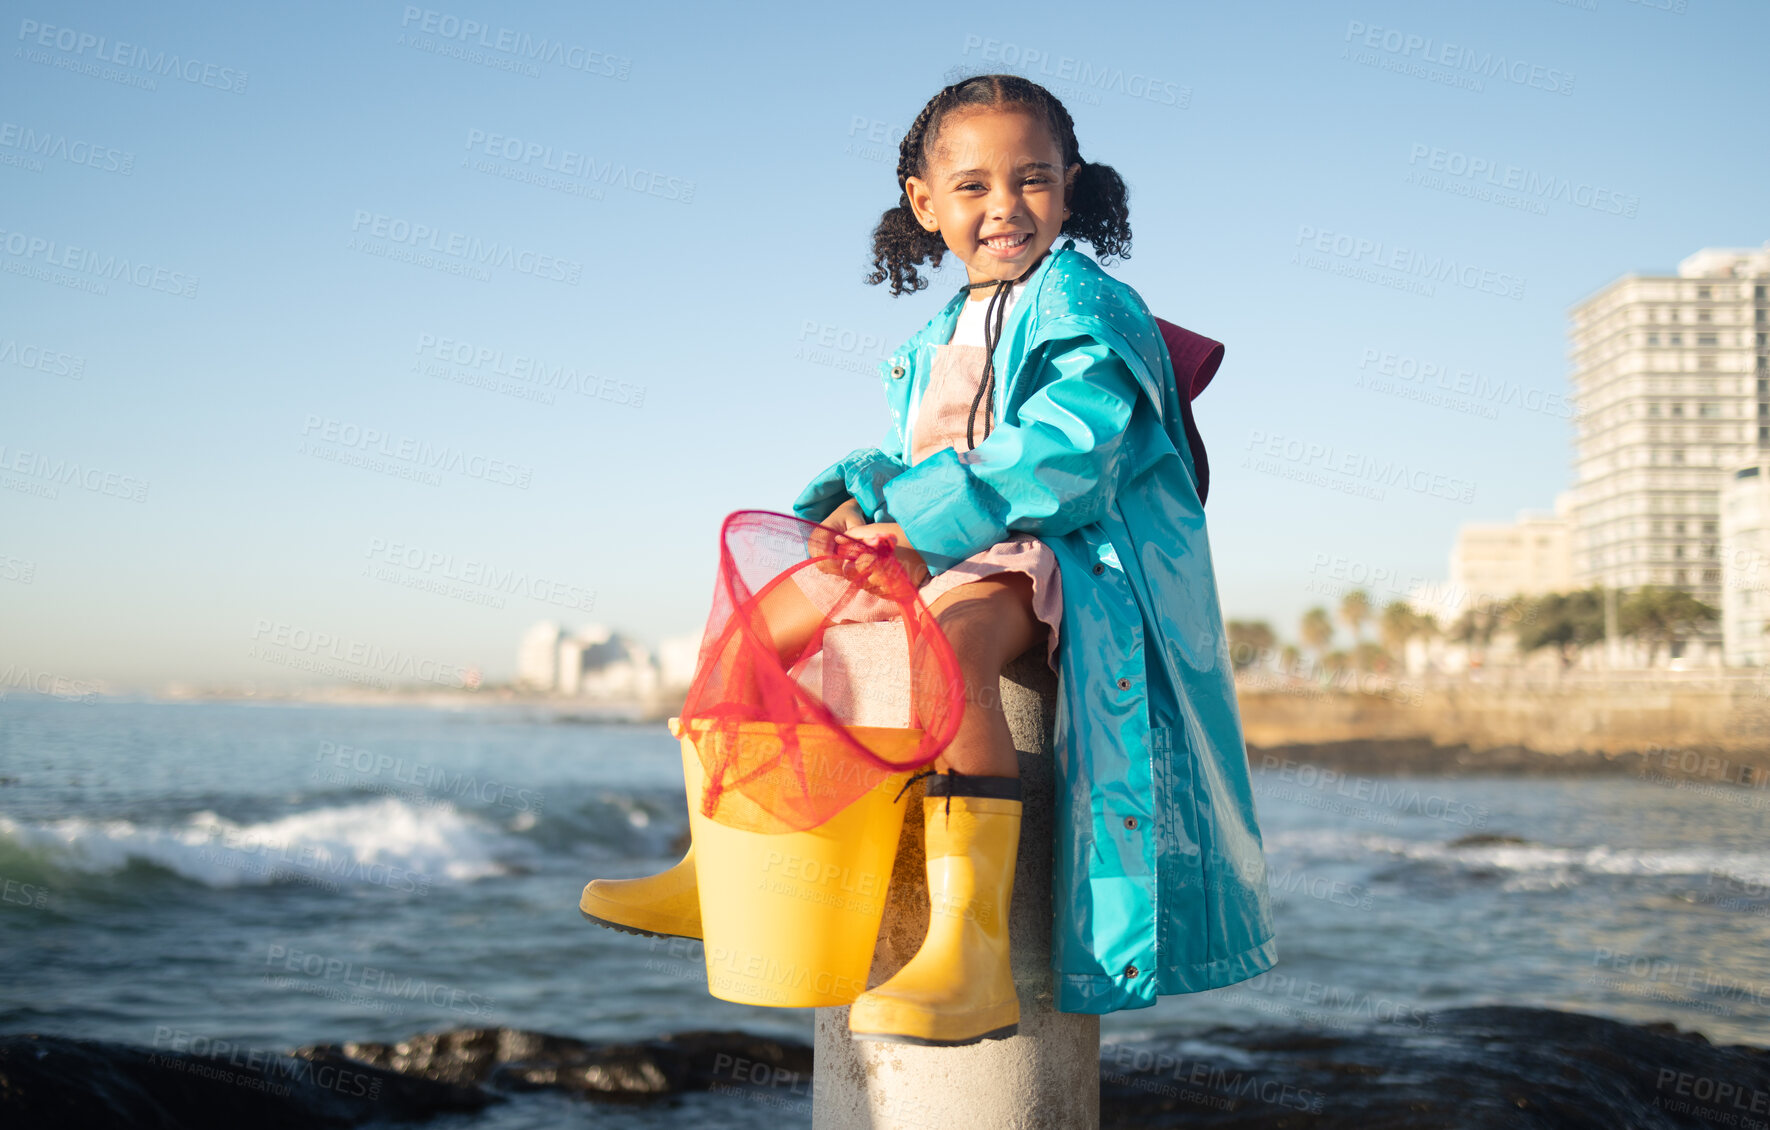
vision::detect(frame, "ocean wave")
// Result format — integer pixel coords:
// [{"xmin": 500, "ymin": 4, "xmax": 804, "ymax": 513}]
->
[
  {"xmin": 1266, "ymin": 827, "xmax": 1770, "ymax": 890},
  {"xmin": 0, "ymin": 798, "xmax": 520, "ymax": 890}
]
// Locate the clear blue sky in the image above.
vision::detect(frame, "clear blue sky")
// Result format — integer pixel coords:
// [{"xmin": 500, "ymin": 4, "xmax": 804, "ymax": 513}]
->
[{"xmin": 3, "ymin": 0, "xmax": 1766, "ymax": 690}]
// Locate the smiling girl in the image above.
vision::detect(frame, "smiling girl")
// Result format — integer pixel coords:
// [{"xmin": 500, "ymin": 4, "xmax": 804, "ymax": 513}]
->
[{"xmin": 582, "ymin": 73, "xmax": 1277, "ymax": 1050}]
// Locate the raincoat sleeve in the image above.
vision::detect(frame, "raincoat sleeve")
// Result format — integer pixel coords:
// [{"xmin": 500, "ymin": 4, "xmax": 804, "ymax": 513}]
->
[
  {"xmin": 790, "ymin": 430, "xmax": 909, "ymax": 525},
  {"xmin": 880, "ymin": 330, "xmax": 1141, "ymax": 578}
]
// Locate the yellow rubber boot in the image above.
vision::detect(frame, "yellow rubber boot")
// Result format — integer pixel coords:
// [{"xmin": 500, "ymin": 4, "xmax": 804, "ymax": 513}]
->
[
  {"xmin": 578, "ymin": 842, "xmax": 703, "ymax": 940},
  {"xmin": 847, "ymin": 787, "xmax": 1021, "ymax": 1046}
]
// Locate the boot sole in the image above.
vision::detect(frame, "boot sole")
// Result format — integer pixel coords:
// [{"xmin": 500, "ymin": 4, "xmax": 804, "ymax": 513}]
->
[
  {"xmin": 578, "ymin": 908, "xmax": 701, "ymax": 941},
  {"xmin": 849, "ymin": 1023, "xmax": 1019, "ymax": 1048}
]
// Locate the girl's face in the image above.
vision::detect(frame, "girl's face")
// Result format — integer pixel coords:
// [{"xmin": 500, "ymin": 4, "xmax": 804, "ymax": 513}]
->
[{"xmin": 904, "ymin": 106, "xmax": 1080, "ymax": 292}]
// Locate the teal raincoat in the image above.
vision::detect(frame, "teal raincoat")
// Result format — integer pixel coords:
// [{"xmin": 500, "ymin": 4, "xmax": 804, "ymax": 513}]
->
[{"xmin": 792, "ymin": 240, "xmax": 1277, "ymax": 1015}]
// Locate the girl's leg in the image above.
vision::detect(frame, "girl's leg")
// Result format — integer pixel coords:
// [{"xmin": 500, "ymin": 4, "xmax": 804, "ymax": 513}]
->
[
  {"xmin": 923, "ymin": 573, "xmax": 1046, "ymax": 778},
  {"xmin": 744, "ymin": 570, "xmax": 836, "ymax": 665}
]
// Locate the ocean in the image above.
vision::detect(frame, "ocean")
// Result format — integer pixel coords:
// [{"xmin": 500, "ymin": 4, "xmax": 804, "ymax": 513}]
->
[{"xmin": 2, "ymin": 698, "xmax": 1767, "ymax": 1126}]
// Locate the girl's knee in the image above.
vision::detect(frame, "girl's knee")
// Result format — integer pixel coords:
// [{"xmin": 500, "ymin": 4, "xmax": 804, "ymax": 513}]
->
[{"xmin": 932, "ymin": 576, "xmax": 1039, "ymax": 665}]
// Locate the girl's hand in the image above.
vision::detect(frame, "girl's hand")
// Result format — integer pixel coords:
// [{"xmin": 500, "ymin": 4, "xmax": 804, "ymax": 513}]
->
[
  {"xmin": 808, "ymin": 498, "xmax": 867, "ymax": 576},
  {"xmin": 841, "ymin": 522, "xmax": 931, "ymax": 592}
]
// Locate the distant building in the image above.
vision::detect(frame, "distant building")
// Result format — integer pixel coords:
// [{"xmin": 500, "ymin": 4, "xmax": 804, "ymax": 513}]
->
[
  {"xmin": 1449, "ymin": 492, "xmax": 1577, "ymax": 603},
  {"xmin": 519, "ymin": 621, "xmax": 671, "ymax": 698},
  {"xmin": 1720, "ymin": 461, "xmax": 1770, "ymax": 666},
  {"xmin": 1566, "ymin": 241, "xmax": 1770, "ymax": 613},
  {"xmin": 657, "ymin": 634, "xmax": 702, "ymax": 690},
  {"xmin": 556, "ymin": 623, "xmax": 611, "ymax": 695},
  {"xmin": 516, "ymin": 622, "xmax": 564, "ymax": 689}
]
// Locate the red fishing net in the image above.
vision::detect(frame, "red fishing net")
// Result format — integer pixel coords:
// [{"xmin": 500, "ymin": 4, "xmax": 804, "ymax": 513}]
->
[{"xmin": 678, "ymin": 510, "xmax": 966, "ymax": 834}]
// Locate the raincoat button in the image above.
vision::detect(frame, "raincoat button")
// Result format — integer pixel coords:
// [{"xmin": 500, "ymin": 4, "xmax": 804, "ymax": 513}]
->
[
  {"xmin": 1092, "ymin": 563, "xmax": 1105, "ymax": 575},
  {"xmin": 890, "ymin": 364, "xmax": 905, "ymax": 379},
  {"xmin": 1116, "ymin": 677, "xmax": 1130, "ymax": 690},
  {"xmin": 1124, "ymin": 964, "xmax": 1139, "ymax": 978},
  {"xmin": 1124, "ymin": 816, "xmax": 1138, "ymax": 829}
]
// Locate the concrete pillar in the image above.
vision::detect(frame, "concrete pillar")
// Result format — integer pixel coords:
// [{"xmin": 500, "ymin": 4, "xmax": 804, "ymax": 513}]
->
[{"xmin": 812, "ymin": 621, "xmax": 1100, "ymax": 1130}]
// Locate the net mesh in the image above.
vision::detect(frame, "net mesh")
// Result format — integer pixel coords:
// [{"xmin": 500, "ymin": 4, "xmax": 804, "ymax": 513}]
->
[{"xmin": 678, "ymin": 510, "xmax": 966, "ymax": 833}]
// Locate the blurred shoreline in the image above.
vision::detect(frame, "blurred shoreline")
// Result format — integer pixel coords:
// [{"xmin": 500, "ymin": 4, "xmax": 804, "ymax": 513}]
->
[{"xmin": 16, "ymin": 675, "xmax": 1768, "ymax": 784}]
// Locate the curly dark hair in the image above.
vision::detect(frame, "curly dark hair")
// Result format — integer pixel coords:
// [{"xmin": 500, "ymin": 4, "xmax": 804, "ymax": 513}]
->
[{"xmin": 864, "ymin": 73, "xmax": 1131, "ymax": 297}]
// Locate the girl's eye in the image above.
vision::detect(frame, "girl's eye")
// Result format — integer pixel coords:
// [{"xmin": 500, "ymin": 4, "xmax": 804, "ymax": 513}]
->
[{"xmin": 960, "ymin": 176, "xmax": 1050, "ymax": 191}]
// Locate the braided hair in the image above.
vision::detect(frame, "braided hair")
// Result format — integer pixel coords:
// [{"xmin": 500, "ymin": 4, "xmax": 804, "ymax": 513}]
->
[{"xmin": 865, "ymin": 73, "xmax": 1132, "ymax": 297}]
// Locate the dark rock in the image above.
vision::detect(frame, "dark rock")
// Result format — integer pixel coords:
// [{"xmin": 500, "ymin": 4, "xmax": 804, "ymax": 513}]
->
[
  {"xmin": 305, "ymin": 1026, "xmax": 812, "ymax": 1103},
  {"xmin": 1446, "ymin": 834, "xmax": 1531, "ymax": 848},
  {"xmin": 1099, "ymin": 1005, "xmax": 1770, "ymax": 1129},
  {"xmin": 0, "ymin": 1031, "xmax": 492, "ymax": 1129},
  {"xmin": 7, "ymin": 1008, "xmax": 1762, "ymax": 1127}
]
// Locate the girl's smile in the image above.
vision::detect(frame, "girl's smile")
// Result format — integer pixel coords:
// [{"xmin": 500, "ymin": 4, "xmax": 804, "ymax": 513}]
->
[{"xmin": 903, "ymin": 107, "xmax": 1080, "ymax": 292}]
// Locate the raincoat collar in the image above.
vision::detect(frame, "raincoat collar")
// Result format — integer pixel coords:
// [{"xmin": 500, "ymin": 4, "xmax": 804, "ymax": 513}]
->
[{"xmin": 925, "ymin": 238, "xmax": 1076, "ymax": 350}]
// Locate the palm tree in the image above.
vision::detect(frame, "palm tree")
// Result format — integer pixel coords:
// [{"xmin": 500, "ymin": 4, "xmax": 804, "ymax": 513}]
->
[
  {"xmin": 1300, "ymin": 607, "xmax": 1334, "ymax": 660},
  {"xmin": 1338, "ymin": 589, "xmax": 1372, "ymax": 646},
  {"xmin": 1516, "ymin": 587, "xmax": 1607, "ymax": 667},
  {"xmin": 1279, "ymin": 643, "xmax": 1302, "ymax": 675},
  {"xmin": 1226, "ymin": 620, "xmax": 1277, "ymax": 671},
  {"xmin": 1618, "ymin": 585, "xmax": 1718, "ymax": 666},
  {"xmin": 1378, "ymin": 600, "xmax": 1439, "ymax": 670},
  {"xmin": 1450, "ymin": 595, "xmax": 1524, "ymax": 667}
]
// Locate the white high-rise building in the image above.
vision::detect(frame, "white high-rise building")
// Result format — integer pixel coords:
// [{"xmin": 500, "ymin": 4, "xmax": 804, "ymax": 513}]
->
[
  {"xmin": 1566, "ymin": 240, "xmax": 1770, "ymax": 618},
  {"xmin": 1720, "ymin": 461, "xmax": 1770, "ymax": 666}
]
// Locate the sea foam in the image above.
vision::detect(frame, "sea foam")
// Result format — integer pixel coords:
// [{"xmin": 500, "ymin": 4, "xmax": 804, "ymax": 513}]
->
[{"xmin": 0, "ymin": 797, "xmax": 515, "ymax": 889}]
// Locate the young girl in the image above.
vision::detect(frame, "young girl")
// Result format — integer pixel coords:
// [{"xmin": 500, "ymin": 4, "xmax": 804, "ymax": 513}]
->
[{"xmin": 582, "ymin": 74, "xmax": 1276, "ymax": 1048}]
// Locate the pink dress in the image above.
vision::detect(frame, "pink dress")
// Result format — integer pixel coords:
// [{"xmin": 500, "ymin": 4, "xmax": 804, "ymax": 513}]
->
[{"xmin": 793, "ymin": 338, "xmax": 1064, "ymax": 675}]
